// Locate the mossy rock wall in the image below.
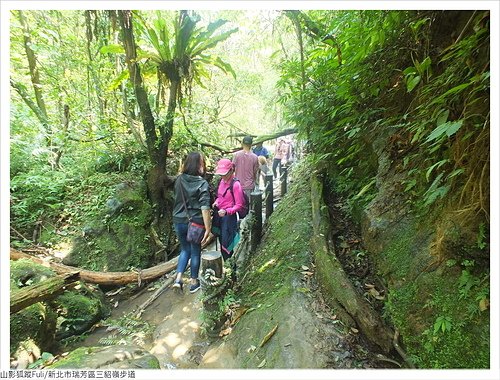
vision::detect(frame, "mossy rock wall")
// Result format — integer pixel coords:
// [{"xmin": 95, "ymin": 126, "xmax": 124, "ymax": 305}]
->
[
  {"xmin": 65, "ymin": 180, "xmax": 155, "ymax": 272},
  {"xmin": 361, "ymin": 181, "xmax": 489, "ymax": 368}
]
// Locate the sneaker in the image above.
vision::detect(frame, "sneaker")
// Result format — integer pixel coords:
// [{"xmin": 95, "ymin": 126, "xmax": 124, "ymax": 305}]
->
[
  {"xmin": 172, "ymin": 280, "xmax": 183, "ymax": 291},
  {"xmin": 189, "ymin": 280, "xmax": 201, "ymax": 294}
]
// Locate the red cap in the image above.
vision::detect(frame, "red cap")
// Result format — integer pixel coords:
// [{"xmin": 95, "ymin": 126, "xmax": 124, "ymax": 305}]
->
[{"xmin": 215, "ymin": 158, "xmax": 234, "ymax": 175}]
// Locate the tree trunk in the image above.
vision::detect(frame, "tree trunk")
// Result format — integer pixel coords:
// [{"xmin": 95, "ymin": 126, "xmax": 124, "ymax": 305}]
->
[
  {"xmin": 118, "ymin": 10, "xmax": 159, "ymax": 167},
  {"xmin": 84, "ymin": 10, "xmax": 106, "ymax": 119},
  {"xmin": 18, "ymin": 11, "xmax": 49, "ymax": 130},
  {"xmin": 54, "ymin": 104, "xmax": 70, "ymax": 169},
  {"xmin": 11, "ymin": 272, "xmax": 80, "ymax": 314},
  {"xmin": 310, "ymin": 175, "xmax": 394, "ymax": 353},
  {"xmin": 119, "ymin": 10, "xmax": 174, "ymax": 255},
  {"xmin": 10, "ymin": 80, "xmax": 49, "ymax": 127},
  {"xmin": 17, "ymin": 10, "xmax": 54, "ymax": 160},
  {"xmin": 10, "ymin": 248, "xmax": 178, "ymax": 286},
  {"xmin": 147, "ymin": 165, "xmax": 175, "ymax": 261}
]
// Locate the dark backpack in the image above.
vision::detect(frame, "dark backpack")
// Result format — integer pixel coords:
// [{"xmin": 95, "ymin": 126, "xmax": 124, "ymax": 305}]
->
[{"xmin": 221, "ymin": 178, "xmax": 249, "ymax": 219}]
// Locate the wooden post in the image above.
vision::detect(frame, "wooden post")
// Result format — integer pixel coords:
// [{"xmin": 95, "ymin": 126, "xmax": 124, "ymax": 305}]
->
[
  {"xmin": 250, "ymin": 190, "xmax": 263, "ymax": 252},
  {"xmin": 201, "ymin": 251, "xmax": 224, "ymax": 281},
  {"xmin": 200, "ymin": 251, "xmax": 226, "ymax": 337},
  {"xmin": 264, "ymin": 173, "xmax": 274, "ymax": 219},
  {"xmin": 280, "ymin": 164, "xmax": 288, "ymax": 196}
]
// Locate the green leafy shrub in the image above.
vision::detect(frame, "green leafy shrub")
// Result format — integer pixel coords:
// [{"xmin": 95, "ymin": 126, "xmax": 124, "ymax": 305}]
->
[{"xmin": 10, "ymin": 168, "xmax": 71, "ymax": 231}]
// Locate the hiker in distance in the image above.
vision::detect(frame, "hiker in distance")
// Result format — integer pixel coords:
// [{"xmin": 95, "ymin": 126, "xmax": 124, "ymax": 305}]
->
[
  {"xmin": 252, "ymin": 141, "xmax": 269, "ymax": 159},
  {"xmin": 172, "ymin": 152, "xmax": 212, "ymax": 293},
  {"xmin": 272, "ymin": 137, "xmax": 293, "ymax": 179},
  {"xmin": 232, "ymin": 135, "xmax": 259, "ymax": 198}
]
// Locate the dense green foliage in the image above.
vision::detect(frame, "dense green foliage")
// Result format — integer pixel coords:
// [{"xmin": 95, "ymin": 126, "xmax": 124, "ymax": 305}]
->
[
  {"xmin": 9, "ymin": 9, "xmax": 491, "ymax": 369},
  {"xmin": 276, "ymin": 10, "xmax": 490, "ymax": 368},
  {"xmin": 10, "ymin": 10, "xmax": 281, "ymax": 254},
  {"xmin": 277, "ymin": 10, "xmax": 489, "ymax": 219}
]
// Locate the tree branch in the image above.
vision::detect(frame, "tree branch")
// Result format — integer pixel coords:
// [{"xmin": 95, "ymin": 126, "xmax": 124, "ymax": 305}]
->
[
  {"xmin": 10, "ymin": 80, "xmax": 49, "ymax": 127},
  {"xmin": 196, "ymin": 128, "xmax": 298, "ymax": 155}
]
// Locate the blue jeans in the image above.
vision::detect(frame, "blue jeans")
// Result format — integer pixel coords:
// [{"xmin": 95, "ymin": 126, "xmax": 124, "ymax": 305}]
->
[
  {"xmin": 272, "ymin": 158, "xmax": 282, "ymax": 178},
  {"xmin": 174, "ymin": 222, "xmax": 201, "ymax": 279}
]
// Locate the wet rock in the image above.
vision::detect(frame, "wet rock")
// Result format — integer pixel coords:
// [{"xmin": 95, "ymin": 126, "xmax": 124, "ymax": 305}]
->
[{"xmin": 106, "ymin": 198, "xmax": 123, "ymax": 216}]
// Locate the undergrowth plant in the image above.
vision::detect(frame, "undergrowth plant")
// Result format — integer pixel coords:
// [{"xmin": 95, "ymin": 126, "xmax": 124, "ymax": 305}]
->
[{"xmin": 99, "ymin": 313, "xmax": 153, "ymax": 347}]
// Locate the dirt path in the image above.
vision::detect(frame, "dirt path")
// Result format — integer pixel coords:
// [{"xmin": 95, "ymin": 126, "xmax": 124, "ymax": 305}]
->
[
  {"xmin": 73, "ymin": 172, "xmax": 394, "ymax": 370},
  {"xmin": 75, "ymin": 269, "xmax": 388, "ymax": 370},
  {"xmin": 77, "ymin": 276, "xmax": 206, "ymax": 369}
]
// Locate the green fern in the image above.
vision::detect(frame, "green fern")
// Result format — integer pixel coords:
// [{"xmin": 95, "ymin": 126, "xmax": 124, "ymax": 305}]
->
[{"xmin": 99, "ymin": 314, "xmax": 153, "ymax": 347}]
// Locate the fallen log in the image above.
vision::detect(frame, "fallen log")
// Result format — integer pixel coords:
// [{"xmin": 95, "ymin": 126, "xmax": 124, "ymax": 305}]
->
[
  {"xmin": 10, "ymin": 248, "xmax": 178, "ymax": 286},
  {"xmin": 310, "ymin": 175, "xmax": 394, "ymax": 354},
  {"xmin": 134, "ymin": 271, "xmax": 176, "ymax": 318},
  {"xmin": 11, "ymin": 272, "xmax": 80, "ymax": 314}
]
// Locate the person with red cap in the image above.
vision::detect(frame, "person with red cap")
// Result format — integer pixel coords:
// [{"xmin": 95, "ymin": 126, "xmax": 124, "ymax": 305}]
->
[{"xmin": 212, "ymin": 158, "xmax": 246, "ymax": 260}]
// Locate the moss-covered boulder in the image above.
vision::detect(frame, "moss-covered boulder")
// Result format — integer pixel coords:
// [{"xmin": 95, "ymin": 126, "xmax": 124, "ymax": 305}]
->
[
  {"xmin": 10, "ymin": 259, "xmax": 59, "ymax": 356},
  {"xmin": 54, "ymin": 284, "xmax": 111, "ymax": 340},
  {"xmin": 47, "ymin": 345, "xmax": 160, "ymax": 369},
  {"xmin": 11, "ymin": 302, "xmax": 57, "ymax": 359},
  {"xmin": 65, "ymin": 180, "xmax": 154, "ymax": 272},
  {"xmin": 10, "ymin": 259, "xmax": 110, "ymax": 358}
]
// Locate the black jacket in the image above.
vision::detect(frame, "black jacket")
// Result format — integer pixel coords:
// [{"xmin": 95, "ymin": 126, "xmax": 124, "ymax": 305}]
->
[{"xmin": 172, "ymin": 173, "xmax": 211, "ymax": 224}]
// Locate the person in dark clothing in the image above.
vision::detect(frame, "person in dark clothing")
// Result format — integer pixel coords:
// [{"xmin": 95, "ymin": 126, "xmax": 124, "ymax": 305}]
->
[
  {"xmin": 172, "ymin": 152, "xmax": 212, "ymax": 293},
  {"xmin": 252, "ymin": 142, "xmax": 269, "ymax": 158}
]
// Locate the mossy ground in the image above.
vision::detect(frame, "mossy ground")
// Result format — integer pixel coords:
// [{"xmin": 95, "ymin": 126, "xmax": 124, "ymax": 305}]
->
[{"xmin": 229, "ymin": 163, "xmax": 324, "ymax": 368}]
